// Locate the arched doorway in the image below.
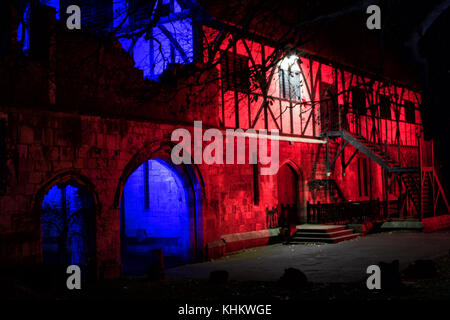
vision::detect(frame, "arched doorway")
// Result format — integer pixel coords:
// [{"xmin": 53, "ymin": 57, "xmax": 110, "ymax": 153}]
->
[
  {"xmin": 121, "ymin": 158, "xmax": 201, "ymax": 275},
  {"xmin": 277, "ymin": 163, "xmax": 299, "ymax": 227},
  {"xmin": 41, "ymin": 182, "xmax": 96, "ymax": 266}
]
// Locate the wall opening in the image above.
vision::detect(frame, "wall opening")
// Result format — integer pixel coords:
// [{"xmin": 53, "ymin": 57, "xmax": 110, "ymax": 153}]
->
[
  {"xmin": 277, "ymin": 163, "xmax": 300, "ymax": 226},
  {"xmin": 121, "ymin": 158, "xmax": 201, "ymax": 275},
  {"xmin": 41, "ymin": 182, "xmax": 96, "ymax": 266}
]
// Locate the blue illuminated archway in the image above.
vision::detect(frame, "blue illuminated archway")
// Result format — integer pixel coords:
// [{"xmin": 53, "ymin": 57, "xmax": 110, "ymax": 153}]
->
[{"xmin": 121, "ymin": 158, "xmax": 201, "ymax": 274}]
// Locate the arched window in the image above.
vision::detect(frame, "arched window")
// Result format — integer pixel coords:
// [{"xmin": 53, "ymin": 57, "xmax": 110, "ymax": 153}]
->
[{"xmin": 42, "ymin": 182, "xmax": 95, "ymax": 265}]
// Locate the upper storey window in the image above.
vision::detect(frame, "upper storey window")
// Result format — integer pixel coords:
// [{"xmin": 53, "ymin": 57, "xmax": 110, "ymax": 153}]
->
[
  {"xmin": 278, "ymin": 55, "xmax": 302, "ymax": 102},
  {"xmin": 18, "ymin": 1, "xmax": 57, "ymax": 58},
  {"xmin": 17, "ymin": 3, "xmax": 31, "ymax": 55},
  {"xmin": 221, "ymin": 51, "xmax": 250, "ymax": 92}
]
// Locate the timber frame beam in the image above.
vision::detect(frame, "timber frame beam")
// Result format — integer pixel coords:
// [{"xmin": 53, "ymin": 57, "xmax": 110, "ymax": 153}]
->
[
  {"xmin": 325, "ymin": 140, "xmax": 348, "ymax": 173},
  {"xmin": 342, "ymin": 148, "xmax": 359, "ymax": 175}
]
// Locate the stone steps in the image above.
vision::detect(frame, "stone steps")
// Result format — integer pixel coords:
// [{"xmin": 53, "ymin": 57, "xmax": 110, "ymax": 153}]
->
[
  {"xmin": 290, "ymin": 224, "xmax": 361, "ymax": 244},
  {"xmin": 293, "ymin": 229, "xmax": 354, "ymax": 238},
  {"xmin": 296, "ymin": 224, "xmax": 346, "ymax": 233}
]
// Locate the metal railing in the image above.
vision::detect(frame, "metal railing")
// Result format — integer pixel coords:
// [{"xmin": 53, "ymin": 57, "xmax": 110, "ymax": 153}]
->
[
  {"xmin": 321, "ymin": 103, "xmax": 422, "ymax": 148},
  {"xmin": 266, "ymin": 206, "xmax": 279, "ymax": 229},
  {"xmin": 306, "ymin": 200, "xmax": 385, "ymax": 224},
  {"xmin": 266, "ymin": 204, "xmax": 298, "ymax": 228}
]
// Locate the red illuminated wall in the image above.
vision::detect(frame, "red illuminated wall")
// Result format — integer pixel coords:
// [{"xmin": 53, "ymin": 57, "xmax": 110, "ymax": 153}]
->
[
  {"xmin": 202, "ymin": 24, "xmax": 422, "ymax": 207},
  {"xmin": 203, "ymin": 26, "xmax": 422, "ymax": 145}
]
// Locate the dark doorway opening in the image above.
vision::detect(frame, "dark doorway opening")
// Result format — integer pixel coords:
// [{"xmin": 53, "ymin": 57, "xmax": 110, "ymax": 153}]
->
[{"xmin": 277, "ymin": 164, "xmax": 299, "ymax": 227}]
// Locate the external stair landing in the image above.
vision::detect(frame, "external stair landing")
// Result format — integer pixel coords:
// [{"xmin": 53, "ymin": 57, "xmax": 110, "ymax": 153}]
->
[{"xmin": 291, "ymin": 224, "xmax": 361, "ymax": 244}]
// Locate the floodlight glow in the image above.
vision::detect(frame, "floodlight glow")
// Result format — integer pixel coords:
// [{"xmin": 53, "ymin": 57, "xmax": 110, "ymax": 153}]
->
[{"xmin": 280, "ymin": 55, "xmax": 300, "ymax": 71}]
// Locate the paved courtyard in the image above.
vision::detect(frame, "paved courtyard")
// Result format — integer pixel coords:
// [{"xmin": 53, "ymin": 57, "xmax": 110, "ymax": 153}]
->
[{"xmin": 166, "ymin": 230, "xmax": 450, "ymax": 283}]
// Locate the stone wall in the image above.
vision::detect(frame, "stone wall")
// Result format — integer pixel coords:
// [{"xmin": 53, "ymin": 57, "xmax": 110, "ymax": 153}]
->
[{"xmin": 0, "ymin": 105, "xmax": 338, "ymax": 274}]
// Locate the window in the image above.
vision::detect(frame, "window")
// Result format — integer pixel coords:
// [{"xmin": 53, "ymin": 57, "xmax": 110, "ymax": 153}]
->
[
  {"xmin": 278, "ymin": 55, "xmax": 302, "ymax": 101},
  {"xmin": 379, "ymin": 95, "xmax": 391, "ymax": 120},
  {"xmin": 16, "ymin": 1, "xmax": 61, "ymax": 55},
  {"xmin": 279, "ymin": 69, "xmax": 302, "ymax": 101},
  {"xmin": 404, "ymin": 101, "xmax": 415, "ymax": 123},
  {"xmin": 358, "ymin": 157, "xmax": 369, "ymax": 197},
  {"xmin": 17, "ymin": 4, "xmax": 31, "ymax": 54},
  {"xmin": 42, "ymin": 183, "xmax": 95, "ymax": 265},
  {"xmin": 221, "ymin": 51, "xmax": 250, "ymax": 92},
  {"xmin": 352, "ymin": 87, "xmax": 366, "ymax": 115}
]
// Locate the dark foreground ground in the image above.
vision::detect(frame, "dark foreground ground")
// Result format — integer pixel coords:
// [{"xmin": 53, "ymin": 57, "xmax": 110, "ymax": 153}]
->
[
  {"xmin": 1, "ymin": 253, "xmax": 449, "ymax": 303},
  {"xmin": 166, "ymin": 230, "xmax": 450, "ymax": 282},
  {"xmin": 1, "ymin": 232, "xmax": 449, "ymax": 302},
  {"xmin": 48, "ymin": 253, "xmax": 450, "ymax": 301}
]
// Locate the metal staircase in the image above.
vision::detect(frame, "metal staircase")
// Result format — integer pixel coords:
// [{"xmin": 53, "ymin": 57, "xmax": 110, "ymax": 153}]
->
[
  {"xmin": 309, "ymin": 142, "xmax": 346, "ymax": 203},
  {"xmin": 325, "ymin": 130, "xmax": 449, "ymax": 218},
  {"xmin": 401, "ymin": 173, "xmax": 433, "ymax": 217},
  {"xmin": 419, "ymin": 139, "xmax": 450, "ymax": 217},
  {"xmin": 420, "ymin": 167, "xmax": 450, "ymax": 218},
  {"xmin": 333, "ymin": 130, "xmax": 417, "ymax": 173}
]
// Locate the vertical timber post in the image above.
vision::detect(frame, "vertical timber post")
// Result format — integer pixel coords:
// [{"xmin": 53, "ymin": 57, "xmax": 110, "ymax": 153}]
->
[
  {"xmin": 418, "ymin": 134, "xmax": 423, "ymax": 219},
  {"xmin": 384, "ymin": 140, "xmax": 389, "ymax": 218},
  {"xmin": 326, "ymin": 136, "xmax": 329, "ymax": 177},
  {"xmin": 399, "ymin": 174, "xmax": 403, "ymax": 218},
  {"xmin": 432, "ymin": 140, "xmax": 435, "ymax": 217},
  {"xmin": 233, "ymin": 39, "xmax": 239, "ymax": 128}
]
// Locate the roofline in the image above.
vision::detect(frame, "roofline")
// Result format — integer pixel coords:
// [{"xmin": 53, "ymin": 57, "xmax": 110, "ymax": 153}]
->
[{"xmin": 201, "ymin": 18, "xmax": 422, "ymax": 93}]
